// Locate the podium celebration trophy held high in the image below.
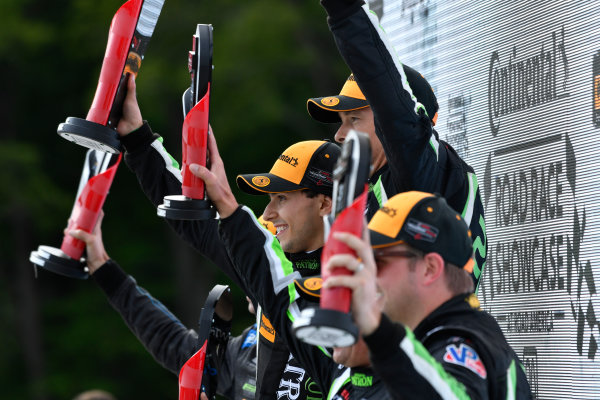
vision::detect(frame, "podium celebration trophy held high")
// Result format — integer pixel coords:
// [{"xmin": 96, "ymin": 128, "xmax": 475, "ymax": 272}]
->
[
  {"xmin": 30, "ymin": 0, "xmax": 165, "ymax": 278},
  {"xmin": 178, "ymin": 285, "xmax": 232, "ymax": 400},
  {"xmin": 293, "ymin": 130, "xmax": 371, "ymax": 347},
  {"xmin": 58, "ymin": 0, "xmax": 165, "ymax": 154},
  {"xmin": 30, "ymin": 150, "xmax": 120, "ymax": 279},
  {"xmin": 158, "ymin": 24, "xmax": 216, "ymax": 220}
]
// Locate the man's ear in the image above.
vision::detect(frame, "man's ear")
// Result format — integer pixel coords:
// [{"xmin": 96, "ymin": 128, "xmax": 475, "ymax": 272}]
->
[
  {"xmin": 319, "ymin": 194, "xmax": 333, "ymax": 216},
  {"xmin": 421, "ymin": 252, "xmax": 445, "ymax": 286}
]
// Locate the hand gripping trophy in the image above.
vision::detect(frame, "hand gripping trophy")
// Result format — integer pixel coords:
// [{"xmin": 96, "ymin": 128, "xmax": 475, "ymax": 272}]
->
[
  {"xmin": 293, "ymin": 130, "xmax": 371, "ymax": 347},
  {"xmin": 29, "ymin": 0, "xmax": 164, "ymax": 279},
  {"xmin": 158, "ymin": 24, "xmax": 216, "ymax": 220},
  {"xmin": 58, "ymin": 0, "xmax": 165, "ymax": 154}
]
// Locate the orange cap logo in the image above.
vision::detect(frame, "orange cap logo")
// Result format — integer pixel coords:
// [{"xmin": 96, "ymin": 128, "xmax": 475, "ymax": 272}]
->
[
  {"xmin": 321, "ymin": 97, "xmax": 340, "ymax": 106},
  {"xmin": 303, "ymin": 277, "xmax": 322, "ymax": 291},
  {"xmin": 252, "ymin": 176, "xmax": 271, "ymax": 187}
]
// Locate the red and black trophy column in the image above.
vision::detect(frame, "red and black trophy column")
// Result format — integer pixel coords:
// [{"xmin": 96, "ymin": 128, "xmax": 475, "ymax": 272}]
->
[
  {"xmin": 29, "ymin": 0, "xmax": 164, "ymax": 279},
  {"xmin": 158, "ymin": 24, "xmax": 215, "ymax": 220},
  {"xmin": 293, "ymin": 131, "xmax": 371, "ymax": 348},
  {"xmin": 58, "ymin": 0, "xmax": 165, "ymax": 154}
]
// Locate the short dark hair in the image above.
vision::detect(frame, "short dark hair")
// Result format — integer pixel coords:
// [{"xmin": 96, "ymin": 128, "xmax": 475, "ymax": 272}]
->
[
  {"xmin": 444, "ymin": 263, "xmax": 474, "ymax": 295},
  {"xmin": 397, "ymin": 246, "xmax": 473, "ymax": 294},
  {"xmin": 300, "ymin": 188, "xmax": 333, "ymax": 199}
]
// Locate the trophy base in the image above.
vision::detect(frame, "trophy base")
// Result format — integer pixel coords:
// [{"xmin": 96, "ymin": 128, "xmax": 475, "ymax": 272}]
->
[
  {"xmin": 292, "ymin": 308, "xmax": 358, "ymax": 348},
  {"xmin": 29, "ymin": 245, "xmax": 89, "ymax": 280},
  {"xmin": 58, "ymin": 117, "xmax": 121, "ymax": 154},
  {"xmin": 157, "ymin": 195, "xmax": 216, "ymax": 220}
]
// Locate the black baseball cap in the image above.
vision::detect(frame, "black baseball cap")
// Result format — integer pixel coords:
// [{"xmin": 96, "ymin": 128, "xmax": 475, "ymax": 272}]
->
[
  {"xmin": 368, "ymin": 191, "xmax": 474, "ymax": 272},
  {"xmin": 236, "ymin": 141, "xmax": 341, "ymax": 197},
  {"xmin": 307, "ymin": 65, "xmax": 439, "ymax": 125}
]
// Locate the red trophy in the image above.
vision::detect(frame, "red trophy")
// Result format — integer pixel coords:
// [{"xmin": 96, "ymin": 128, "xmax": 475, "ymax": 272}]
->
[
  {"xmin": 158, "ymin": 24, "xmax": 215, "ymax": 220},
  {"xmin": 58, "ymin": 0, "xmax": 165, "ymax": 154},
  {"xmin": 30, "ymin": 150, "xmax": 120, "ymax": 279},
  {"xmin": 293, "ymin": 130, "xmax": 371, "ymax": 347},
  {"xmin": 30, "ymin": 0, "xmax": 164, "ymax": 279},
  {"xmin": 179, "ymin": 285, "xmax": 232, "ymax": 400}
]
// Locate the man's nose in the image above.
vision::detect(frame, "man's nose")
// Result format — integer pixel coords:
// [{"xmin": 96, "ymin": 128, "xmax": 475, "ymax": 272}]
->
[
  {"xmin": 263, "ymin": 200, "xmax": 277, "ymax": 221},
  {"xmin": 334, "ymin": 125, "xmax": 347, "ymax": 143}
]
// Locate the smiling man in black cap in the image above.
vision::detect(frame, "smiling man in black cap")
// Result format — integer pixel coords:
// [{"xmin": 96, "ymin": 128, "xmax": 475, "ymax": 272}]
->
[
  {"xmin": 191, "ymin": 127, "xmax": 393, "ymax": 399},
  {"xmin": 322, "ymin": 191, "xmax": 532, "ymax": 399},
  {"xmin": 308, "ymin": 0, "xmax": 487, "ymax": 290}
]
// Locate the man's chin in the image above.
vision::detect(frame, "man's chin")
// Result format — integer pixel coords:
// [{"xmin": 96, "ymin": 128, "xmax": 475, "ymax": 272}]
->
[{"xmin": 332, "ymin": 347, "xmax": 348, "ymax": 365}]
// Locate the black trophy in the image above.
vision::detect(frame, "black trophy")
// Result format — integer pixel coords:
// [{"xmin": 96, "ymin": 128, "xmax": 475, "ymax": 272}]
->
[{"xmin": 158, "ymin": 24, "xmax": 216, "ymax": 220}]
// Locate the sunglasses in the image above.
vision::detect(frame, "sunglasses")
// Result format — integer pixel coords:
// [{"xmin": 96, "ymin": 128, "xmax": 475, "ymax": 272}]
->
[{"xmin": 372, "ymin": 249, "xmax": 421, "ymax": 260}]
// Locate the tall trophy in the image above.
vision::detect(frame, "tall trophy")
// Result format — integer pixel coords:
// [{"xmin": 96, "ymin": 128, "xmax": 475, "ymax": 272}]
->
[
  {"xmin": 58, "ymin": 0, "xmax": 165, "ymax": 154},
  {"xmin": 293, "ymin": 130, "xmax": 371, "ymax": 347},
  {"xmin": 30, "ymin": 0, "xmax": 165, "ymax": 279},
  {"xmin": 30, "ymin": 150, "xmax": 120, "ymax": 279},
  {"xmin": 158, "ymin": 24, "xmax": 215, "ymax": 220},
  {"xmin": 179, "ymin": 285, "xmax": 232, "ymax": 400}
]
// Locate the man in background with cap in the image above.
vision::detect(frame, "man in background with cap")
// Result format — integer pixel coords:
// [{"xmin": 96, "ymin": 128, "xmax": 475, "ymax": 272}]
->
[
  {"xmin": 308, "ymin": 0, "xmax": 487, "ymax": 290},
  {"xmin": 322, "ymin": 191, "xmax": 532, "ymax": 398}
]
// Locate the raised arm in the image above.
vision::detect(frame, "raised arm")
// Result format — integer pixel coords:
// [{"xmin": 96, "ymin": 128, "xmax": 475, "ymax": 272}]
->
[
  {"xmin": 113, "ymin": 75, "xmax": 253, "ymax": 297},
  {"xmin": 68, "ymin": 212, "xmax": 198, "ymax": 375}
]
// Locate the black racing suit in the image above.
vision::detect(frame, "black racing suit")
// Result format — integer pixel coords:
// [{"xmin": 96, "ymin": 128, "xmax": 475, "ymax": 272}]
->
[
  {"xmin": 219, "ymin": 206, "xmax": 391, "ymax": 399},
  {"xmin": 92, "ymin": 259, "xmax": 257, "ymax": 400},
  {"xmin": 364, "ymin": 294, "xmax": 532, "ymax": 399},
  {"xmin": 321, "ymin": 0, "xmax": 487, "ymax": 289},
  {"xmin": 121, "ymin": 126, "xmax": 323, "ymax": 399}
]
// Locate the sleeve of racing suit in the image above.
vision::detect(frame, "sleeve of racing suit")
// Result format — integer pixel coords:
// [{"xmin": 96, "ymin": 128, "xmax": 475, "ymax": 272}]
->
[
  {"xmin": 92, "ymin": 259, "xmax": 198, "ymax": 375},
  {"xmin": 321, "ymin": 0, "xmax": 468, "ymax": 201},
  {"xmin": 218, "ymin": 206, "xmax": 336, "ymax": 392},
  {"xmin": 363, "ymin": 314, "xmax": 488, "ymax": 399},
  {"xmin": 120, "ymin": 123, "xmax": 254, "ymax": 303}
]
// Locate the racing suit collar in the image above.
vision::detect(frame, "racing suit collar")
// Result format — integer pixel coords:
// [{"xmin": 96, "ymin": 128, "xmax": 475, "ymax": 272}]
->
[
  {"xmin": 287, "ymin": 247, "xmax": 323, "ymax": 277},
  {"xmin": 412, "ymin": 293, "xmax": 476, "ymax": 340}
]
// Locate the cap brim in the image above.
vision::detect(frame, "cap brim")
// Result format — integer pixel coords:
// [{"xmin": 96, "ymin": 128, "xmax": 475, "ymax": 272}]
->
[
  {"xmin": 236, "ymin": 173, "xmax": 306, "ymax": 195},
  {"xmin": 307, "ymin": 96, "xmax": 369, "ymax": 123},
  {"xmin": 369, "ymin": 230, "xmax": 405, "ymax": 249}
]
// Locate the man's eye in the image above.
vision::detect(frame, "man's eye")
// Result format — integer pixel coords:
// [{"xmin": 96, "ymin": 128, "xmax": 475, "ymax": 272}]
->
[{"xmin": 374, "ymin": 257, "xmax": 389, "ymax": 267}]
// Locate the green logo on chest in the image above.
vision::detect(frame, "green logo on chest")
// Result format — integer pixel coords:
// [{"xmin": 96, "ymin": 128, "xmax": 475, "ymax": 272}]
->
[{"xmin": 351, "ymin": 373, "xmax": 373, "ymax": 387}]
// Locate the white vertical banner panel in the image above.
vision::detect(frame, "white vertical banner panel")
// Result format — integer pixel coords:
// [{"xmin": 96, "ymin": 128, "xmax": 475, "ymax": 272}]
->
[{"xmin": 371, "ymin": 0, "xmax": 600, "ymax": 398}]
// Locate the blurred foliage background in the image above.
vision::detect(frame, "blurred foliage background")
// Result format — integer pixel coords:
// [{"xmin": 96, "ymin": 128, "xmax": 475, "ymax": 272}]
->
[{"xmin": 0, "ymin": 0, "xmax": 348, "ymax": 398}]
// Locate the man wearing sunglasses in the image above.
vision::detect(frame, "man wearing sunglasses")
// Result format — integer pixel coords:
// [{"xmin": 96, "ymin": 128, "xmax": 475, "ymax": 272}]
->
[{"xmin": 322, "ymin": 191, "xmax": 532, "ymax": 399}]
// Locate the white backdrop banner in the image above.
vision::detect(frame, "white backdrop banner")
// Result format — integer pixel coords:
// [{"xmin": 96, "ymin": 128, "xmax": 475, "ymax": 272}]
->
[{"xmin": 370, "ymin": 0, "xmax": 600, "ymax": 398}]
